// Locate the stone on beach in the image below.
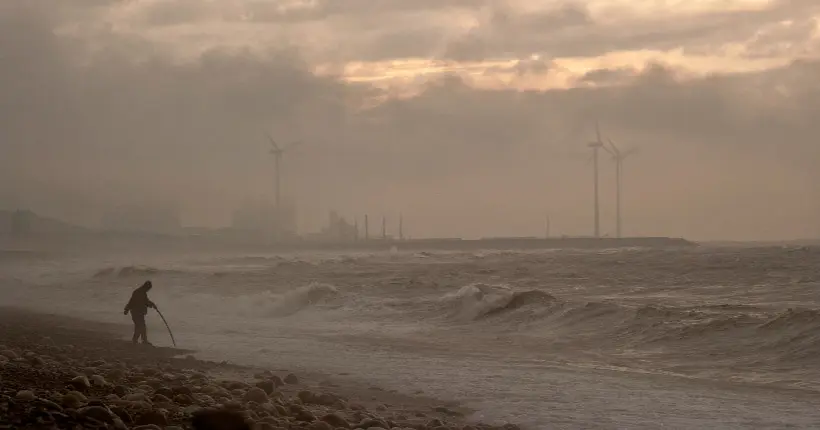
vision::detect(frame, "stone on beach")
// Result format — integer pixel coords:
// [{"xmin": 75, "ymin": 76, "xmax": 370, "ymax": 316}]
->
[
  {"xmin": 15, "ymin": 390, "xmax": 36, "ymax": 401},
  {"xmin": 270, "ymin": 375, "xmax": 285, "ymax": 387},
  {"xmin": 255, "ymin": 379, "xmax": 276, "ymax": 395},
  {"xmin": 107, "ymin": 368, "xmax": 126, "ymax": 381},
  {"xmin": 27, "ymin": 354, "xmax": 46, "ymax": 367},
  {"xmin": 289, "ymin": 403, "xmax": 317, "ymax": 422},
  {"xmin": 70, "ymin": 375, "xmax": 91, "ymax": 390},
  {"xmin": 0, "ymin": 349, "xmax": 18, "ymax": 360},
  {"xmin": 91, "ymin": 374, "xmax": 108, "ymax": 387},
  {"xmin": 283, "ymin": 373, "xmax": 299, "ymax": 385},
  {"xmin": 320, "ymin": 412, "xmax": 351, "ymax": 428},
  {"xmin": 357, "ymin": 417, "xmax": 390, "ymax": 429},
  {"xmin": 307, "ymin": 421, "xmax": 333, "ymax": 430},
  {"xmin": 152, "ymin": 393, "xmax": 172, "ymax": 403},
  {"xmin": 78, "ymin": 405, "xmax": 118, "ymax": 423},
  {"xmin": 243, "ymin": 387, "xmax": 269, "ymax": 404},
  {"xmin": 62, "ymin": 391, "xmax": 87, "ymax": 408}
]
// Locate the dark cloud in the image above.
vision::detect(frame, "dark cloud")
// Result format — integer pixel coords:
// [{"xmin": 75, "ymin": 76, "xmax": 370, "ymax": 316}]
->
[
  {"xmin": 610, "ymin": 0, "xmax": 820, "ymax": 58},
  {"xmin": 442, "ymin": 3, "xmax": 592, "ymax": 61},
  {"xmin": 441, "ymin": 0, "xmax": 819, "ymax": 61},
  {"xmin": 96, "ymin": 0, "xmax": 820, "ymax": 63},
  {"xmin": 2, "ymin": 1, "xmax": 820, "ymax": 239},
  {"xmin": 244, "ymin": 0, "xmax": 488, "ymax": 23},
  {"xmin": 131, "ymin": 0, "xmax": 216, "ymax": 27},
  {"xmin": 126, "ymin": 0, "xmax": 488, "ymax": 26}
]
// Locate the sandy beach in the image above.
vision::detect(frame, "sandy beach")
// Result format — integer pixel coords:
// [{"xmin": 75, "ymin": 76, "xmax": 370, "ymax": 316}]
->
[{"xmin": 0, "ymin": 307, "xmax": 519, "ymax": 430}]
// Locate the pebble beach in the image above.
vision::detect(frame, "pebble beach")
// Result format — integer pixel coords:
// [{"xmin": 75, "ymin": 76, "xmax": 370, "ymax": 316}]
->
[{"xmin": 0, "ymin": 308, "xmax": 520, "ymax": 430}]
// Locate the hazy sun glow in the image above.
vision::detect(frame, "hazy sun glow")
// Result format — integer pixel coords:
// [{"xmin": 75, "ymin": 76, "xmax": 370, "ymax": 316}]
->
[
  {"xmin": 326, "ymin": 49, "xmax": 793, "ymax": 92},
  {"xmin": 91, "ymin": 0, "xmax": 817, "ymax": 91}
]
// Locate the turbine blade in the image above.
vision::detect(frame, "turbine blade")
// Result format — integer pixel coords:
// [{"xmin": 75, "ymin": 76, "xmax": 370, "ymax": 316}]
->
[
  {"xmin": 602, "ymin": 141, "xmax": 615, "ymax": 156},
  {"xmin": 267, "ymin": 133, "xmax": 280, "ymax": 151},
  {"xmin": 622, "ymin": 147, "xmax": 640, "ymax": 159},
  {"xmin": 607, "ymin": 138, "xmax": 620, "ymax": 156},
  {"xmin": 284, "ymin": 140, "xmax": 303, "ymax": 151},
  {"xmin": 595, "ymin": 120, "xmax": 602, "ymax": 143}
]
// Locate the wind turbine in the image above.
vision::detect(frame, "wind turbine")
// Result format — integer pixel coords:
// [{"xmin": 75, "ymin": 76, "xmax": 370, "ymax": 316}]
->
[
  {"xmin": 587, "ymin": 122, "xmax": 605, "ymax": 238},
  {"xmin": 266, "ymin": 134, "xmax": 301, "ymax": 212},
  {"xmin": 604, "ymin": 138, "xmax": 639, "ymax": 239}
]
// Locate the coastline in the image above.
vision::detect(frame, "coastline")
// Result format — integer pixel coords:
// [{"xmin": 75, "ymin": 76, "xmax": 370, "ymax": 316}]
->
[
  {"xmin": 0, "ymin": 307, "xmax": 520, "ymax": 429},
  {"xmin": 2, "ymin": 230, "xmax": 696, "ymax": 257}
]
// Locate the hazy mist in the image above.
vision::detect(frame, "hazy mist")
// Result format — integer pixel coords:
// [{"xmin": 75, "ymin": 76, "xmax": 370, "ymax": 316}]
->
[{"xmin": 2, "ymin": 0, "xmax": 819, "ymax": 240}]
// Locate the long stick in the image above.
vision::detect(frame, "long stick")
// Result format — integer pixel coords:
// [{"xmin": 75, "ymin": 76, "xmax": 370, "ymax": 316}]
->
[{"xmin": 154, "ymin": 308, "xmax": 177, "ymax": 347}]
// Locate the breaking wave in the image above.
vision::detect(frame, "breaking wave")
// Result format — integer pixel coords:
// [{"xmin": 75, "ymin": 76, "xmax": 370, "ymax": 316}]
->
[
  {"xmin": 429, "ymin": 282, "xmax": 820, "ymax": 370},
  {"xmin": 440, "ymin": 284, "xmax": 557, "ymax": 321},
  {"xmin": 264, "ymin": 283, "xmax": 339, "ymax": 317}
]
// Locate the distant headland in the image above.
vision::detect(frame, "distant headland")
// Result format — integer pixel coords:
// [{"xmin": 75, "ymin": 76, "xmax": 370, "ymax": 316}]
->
[{"xmin": 1, "ymin": 210, "xmax": 696, "ymax": 252}]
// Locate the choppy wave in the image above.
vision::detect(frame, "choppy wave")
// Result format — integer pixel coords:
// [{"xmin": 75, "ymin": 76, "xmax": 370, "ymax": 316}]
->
[
  {"xmin": 92, "ymin": 265, "xmax": 179, "ymax": 279},
  {"xmin": 0, "ymin": 250, "xmax": 52, "ymax": 261},
  {"xmin": 423, "ymin": 281, "xmax": 820, "ymax": 372},
  {"xmin": 178, "ymin": 282, "xmax": 340, "ymax": 319}
]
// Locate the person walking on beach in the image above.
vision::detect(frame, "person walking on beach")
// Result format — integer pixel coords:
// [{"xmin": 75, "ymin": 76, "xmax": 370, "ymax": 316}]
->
[{"xmin": 124, "ymin": 280, "xmax": 156, "ymax": 345}]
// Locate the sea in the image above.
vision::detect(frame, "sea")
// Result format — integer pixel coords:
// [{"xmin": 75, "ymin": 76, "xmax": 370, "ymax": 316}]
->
[{"xmin": 2, "ymin": 244, "xmax": 820, "ymax": 429}]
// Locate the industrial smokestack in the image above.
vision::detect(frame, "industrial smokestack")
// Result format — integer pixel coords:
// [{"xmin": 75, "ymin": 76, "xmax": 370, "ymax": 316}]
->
[{"xmin": 364, "ymin": 215, "xmax": 369, "ymax": 240}]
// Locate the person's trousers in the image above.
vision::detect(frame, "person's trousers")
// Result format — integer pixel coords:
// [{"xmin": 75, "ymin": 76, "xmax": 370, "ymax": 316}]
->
[{"xmin": 131, "ymin": 312, "xmax": 148, "ymax": 343}]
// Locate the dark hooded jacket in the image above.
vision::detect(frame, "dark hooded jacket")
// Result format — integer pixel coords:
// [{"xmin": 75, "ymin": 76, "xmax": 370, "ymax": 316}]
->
[{"xmin": 125, "ymin": 281, "xmax": 155, "ymax": 316}]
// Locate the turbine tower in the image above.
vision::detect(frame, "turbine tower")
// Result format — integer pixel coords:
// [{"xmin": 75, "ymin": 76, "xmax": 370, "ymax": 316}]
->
[
  {"xmin": 545, "ymin": 214, "xmax": 551, "ymax": 239},
  {"xmin": 587, "ymin": 122, "xmax": 604, "ymax": 238},
  {"xmin": 604, "ymin": 138, "xmax": 638, "ymax": 239},
  {"xmin": 266, "ymin": 134, "xmax": 301, "ymax": 211}
]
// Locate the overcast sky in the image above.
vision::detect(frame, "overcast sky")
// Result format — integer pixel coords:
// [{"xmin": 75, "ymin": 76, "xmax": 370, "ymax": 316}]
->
[{"xmin": 2, "ymin": 0, "xmax": 819, "ymax": 240}]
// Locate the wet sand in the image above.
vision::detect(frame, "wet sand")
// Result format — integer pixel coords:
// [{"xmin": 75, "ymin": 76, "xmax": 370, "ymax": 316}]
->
[{"xmin": 0, "ymin": 307, "xmax": 519, "ymax": 429}]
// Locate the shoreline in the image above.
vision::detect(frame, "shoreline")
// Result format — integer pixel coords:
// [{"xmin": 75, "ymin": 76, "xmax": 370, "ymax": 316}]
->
[
  {"xmin": 0, "ymin": 307, "xmax": 520, "ymax": 429},
  {"xmin": 2, "ymin": 231, "xmax": 695, "ymax": 256}
]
